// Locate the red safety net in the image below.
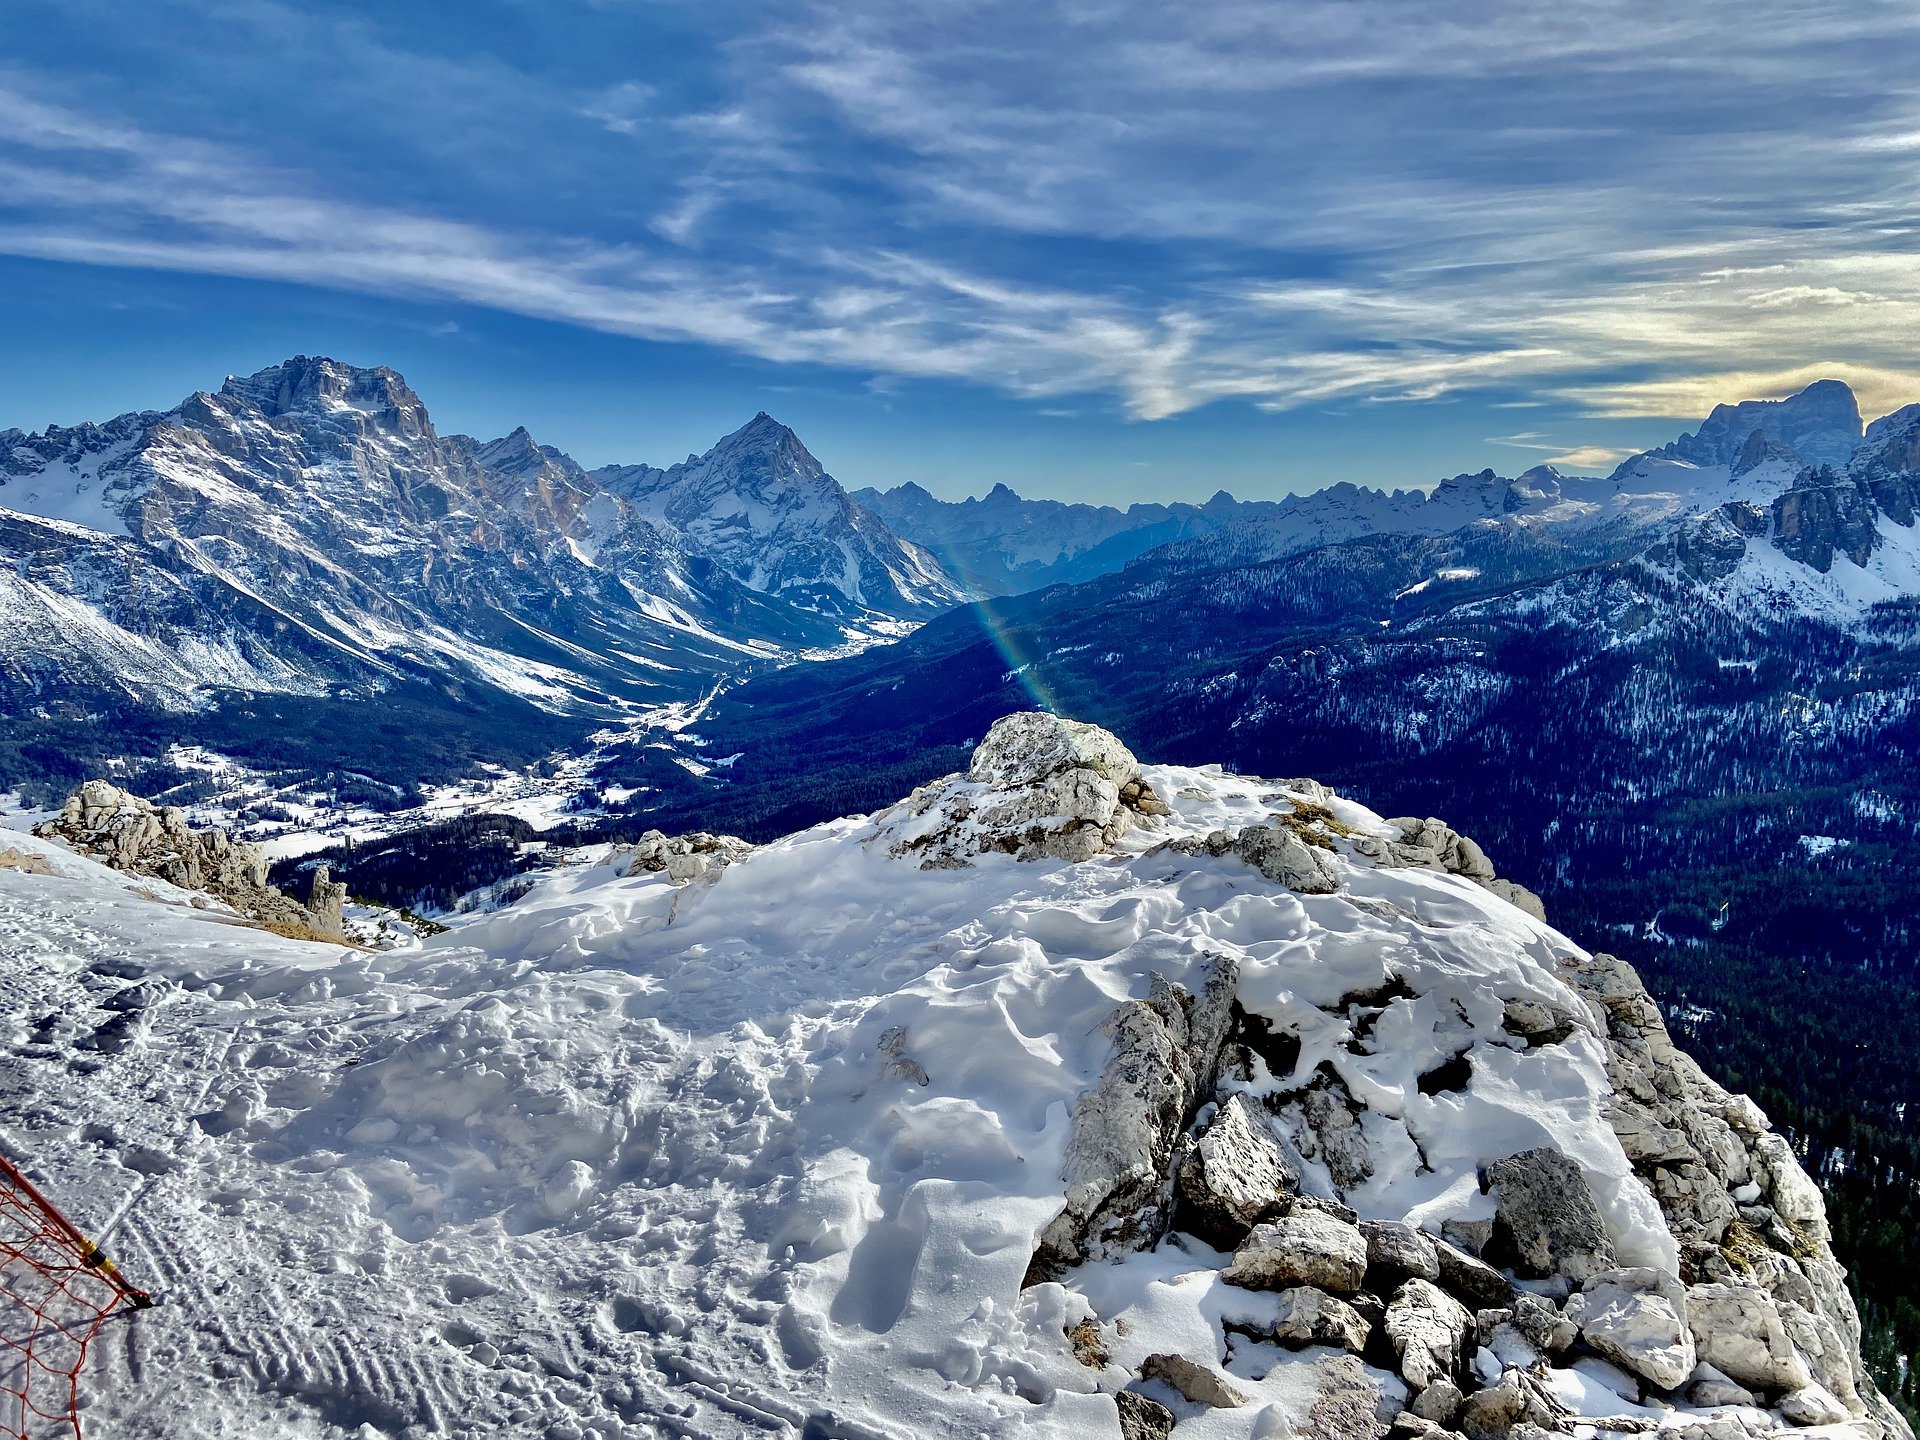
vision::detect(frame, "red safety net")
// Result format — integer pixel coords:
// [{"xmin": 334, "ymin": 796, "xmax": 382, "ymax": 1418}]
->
[{"xmin": 0, "ymin": 1153, "xmax": 152, "ymax": 1440}]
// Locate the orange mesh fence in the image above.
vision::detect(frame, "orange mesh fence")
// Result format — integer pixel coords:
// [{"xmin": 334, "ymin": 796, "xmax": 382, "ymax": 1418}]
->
[{"xmin": 0, "ymin": 1153, "xmax": 152, "ymax": 1440}]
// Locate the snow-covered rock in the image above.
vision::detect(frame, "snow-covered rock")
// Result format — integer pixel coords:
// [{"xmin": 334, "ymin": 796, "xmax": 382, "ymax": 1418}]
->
[
  {"xmin": 0, "ymin": 714, "xmax": 1904, "ymax": 1440},
  {"xmin": 884, "ymin": 711, "xmax": 1169, "ymax": 867}
]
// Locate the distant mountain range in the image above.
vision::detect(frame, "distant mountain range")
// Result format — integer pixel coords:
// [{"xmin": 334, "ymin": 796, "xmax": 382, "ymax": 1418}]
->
[
  {"xmin": 2, "ymin": 359, "xmax": 1913, "ymax": 814},
  {"xmin": 0, "ymin": 358, "xmax": 963, "ymax": 793}
]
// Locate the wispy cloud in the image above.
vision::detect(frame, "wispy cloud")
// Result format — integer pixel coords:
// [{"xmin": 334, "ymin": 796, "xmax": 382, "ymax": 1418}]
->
[{"xmin": 8, "ymin": 0, "xmax": 1920, "ymax": 425}]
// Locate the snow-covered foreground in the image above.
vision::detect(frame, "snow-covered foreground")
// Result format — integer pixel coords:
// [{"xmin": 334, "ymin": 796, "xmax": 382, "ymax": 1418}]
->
[{"xmin": 0, "ymin": 724, "xmax": 1885, "ymax": 1439}]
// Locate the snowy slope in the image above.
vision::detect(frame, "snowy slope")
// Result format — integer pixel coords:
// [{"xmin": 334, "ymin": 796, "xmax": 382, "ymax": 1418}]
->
[{"xmin": 0, "ymin": 716, "xmax": 1896, "ymax": 1440}]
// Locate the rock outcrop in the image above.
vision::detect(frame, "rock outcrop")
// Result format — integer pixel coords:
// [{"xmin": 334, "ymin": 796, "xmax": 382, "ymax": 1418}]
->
[
  {"xmin": 1026, "ymin": 955, "xmax": 1238, "ymax": 1280},
  {"xmin": 992, "ymin": 721, "xmax": 1907, "ymax": 1440},
  {"xmin": 622, "ymin": 828, "xmax": 753, "ymax": 883},
  {"xmin": 35, "ymin": 780, "xmax": 343, "ymax": 938},
  {"xmin": 884, "ymin": 712, "xmax": 1169, "ymax": 868}
]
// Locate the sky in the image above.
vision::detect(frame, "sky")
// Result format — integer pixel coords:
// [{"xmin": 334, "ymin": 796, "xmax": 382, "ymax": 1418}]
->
[{"xmin": 5, "ymin": 0, "xmax": 1920, "ymax": 503}]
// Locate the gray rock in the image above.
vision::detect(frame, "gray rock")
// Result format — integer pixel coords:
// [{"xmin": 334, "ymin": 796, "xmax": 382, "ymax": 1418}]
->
[
  {"xmin": 307, "ymin": 863, "xmax": 347, "ymax": 939},
  {"xmin": 1683, "ymin": 1362, "xmax": 1757, "ymax": 1409},
  {"xmin": 1564, "ymin": 1267, "xmax": 1696, "ymax": 1391},
  {"xmin": 888, "ymin": 713, "xmax": 1167, "ymax": 867},
  {"xmin": 1174, "ymin": 1093, "xmax": 1298, "ymax": 1248},
  {"xmin": 1300, "ymin": 1083, "xmax": 1374, "ymax": 1191},
  {"xmin": 1386, "ymin": 1279, "xmax": 1474, "ymax": 1390},
  {"xmin": 1509, "ymin": 1292, "xmax": 1577, "ymax": 1355},
  {"xmin": 1410, "ymin": 1378, "xmax": 1465, "ymax": 1426},
  {"xmin": 1441, "ymin": 1219, "xmax": 1495, "ymax": 1258},
  {"xmin": 1434, "ymin": 1238, "xmax": 1513, "ymax": 1311},
  {"xmin": 1227, "ymin": 824, "xmax": 1341, "ymax": 894},
  {"xmin": 1484, "ymin": 1148, "xmax": 1616, "ymax": 1282},
  {"xmin": 1270, "ymin": 1286, "xmax": 1372, "ymax": 1352},
  {"xmin": 1115, "ymin": 1389, "xmax": 1176, "ymax": 1440},
  {"xmin": 1389, "ymin": 1413, "xmax": 1456, "ymax": 1440},
  {"xmin": 1225, "ymin": 1212, "xmax": 1370, "ymax": 1294},
  {"xmin": 1141, "ymin": 1352, "xmax": 1249, "ymax": 1409},
  {"xmin": 1363, "ymin": 1218, "xmax": 1442, "ymax": 1287},
  {"xmin": 1456, "ymin": 1375, "xmax": 1532, "ymax": 1440},
  {"xmin": 625, "ymin": 828, "xmax": 752, "ymax": 883},
  {"xmin": 1028, "ymin": 956, "xmax": 1240, "ymax": 1280},
  {"xmin": 1778, "ymin": 1383, "xmax": 1850, "ymax": 1427},
  {"xmin": 36, "ymin": 780, "xmax": 340, "ymax": 937},
  {"xmin": 1686, "ymin": 1281, "xmax": 1812, "ymax": 1393}
]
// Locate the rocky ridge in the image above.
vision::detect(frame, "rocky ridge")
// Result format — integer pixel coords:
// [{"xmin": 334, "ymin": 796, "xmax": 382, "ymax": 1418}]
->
[
  {"xmin": 895, "ymin": 714, "xmax": 1905, "ymax": 1440},
  {"xmin": 34, "ymin": 779, "xmax": 345, "ymax": 938}
]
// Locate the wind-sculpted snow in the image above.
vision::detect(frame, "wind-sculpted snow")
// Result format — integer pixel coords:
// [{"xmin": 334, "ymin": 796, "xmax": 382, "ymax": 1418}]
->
[{"xmin": 0, "ymin": 717, "xmax": 1900, "ymax": 1438}]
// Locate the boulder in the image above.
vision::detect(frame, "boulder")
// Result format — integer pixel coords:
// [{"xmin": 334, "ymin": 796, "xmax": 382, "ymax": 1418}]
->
[
  {"xmin": 1385, "ymin": 1279, "xmax": 1473, "ymax": 1390},
  {"xmin": 1409, "ymin": 1378, "xmax": 1464, "ymax": 1426},
  {"xmin": 1174, "ymin": 1093, "xmax": 1299, "ymax": 1248},
  {"xmin": 1433, "ymin": 1238, "xmax": 1514, "ymax": 1312},
  {"xmin": 1362, "ymin": 1218, "xmax": 1442, "ymax": 1288},
  {"xmin": 1225, "ymin": 1212, "xmax": 1370, "ymax": 1294},
  {"xmin": 1508, "ymin": 1292, "xmax": 1577, "ymax": 1356},
  {"xmin": 1484, "ymin": 1149, "xmax": 1616, "ymax": 1282},
  {"xmin": 1564, "ymin": 1268, "xmax": 1696, "ymax": 1391},
  {"xmin": 1684, "ymin": 1362, "xmax": 1757, "ymax": 1409},
  {"xmin": 1270, "ymin": 1286, "xmax": 1372, "ymax": 1353},
  {"xmin": 1778, "ymin": 1383, "xmax": 1850, "ymax": 1427},
  {"xmin": 1224, "ymin": 824, "xmax": 1341, "ymax": 894},
  {"xmin": 1685, "ymin": 1282, "xmax": 1812, "ymax": 1393},
  {"xmin": 1114, "ymin": 1389, "xmax": 1176, "ymax": 1440},
  {"xmin": 1140, "ymin": 1353, "xmax": 1249, "ymax": 1409}
]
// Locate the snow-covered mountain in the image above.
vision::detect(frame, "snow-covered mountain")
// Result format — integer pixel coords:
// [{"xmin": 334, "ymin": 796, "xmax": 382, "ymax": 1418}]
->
[
  {"xmin": 853, "ymin": 481, "xmax": 1247, "ymax": 594},
  {"xmin": 0, "ymin": 359, "xmax": 968, "ymax": 791},
  {"xmin": 863, "ymin": 380, "xmax": 1878, "ymax": 595},
  {"xmin": 592, "ymin": 412, "xmax": 964, "ymax": 620},
  {"xmin": 2, "ymin": 713, "xmax": 1905, "ymax": 1439}
]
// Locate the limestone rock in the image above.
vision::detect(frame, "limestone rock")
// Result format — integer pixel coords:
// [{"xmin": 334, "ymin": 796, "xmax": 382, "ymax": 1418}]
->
[
  {"xmin": 624, "ymin": 828, "xmax": 752, "ymax": 883},
  {"xmin": 1433, "ymin": 1238, "xmax": 1514, "ymax": 1312},
  {"xmin": 1174, "ymin": 1093, "xmax": 1299, "ymax": 1248},
  {"xmin": 36, "ymin": 780, "xmax": 337, "ymax": 937},
  {"xmin": 1484, "ymin": 1148, "xmax": 1616, "ymax": 1282},
  {"xmin": 1270, "ymin": 1286, "xmax": 1372, "ymax": 1353},
  {"xmin": 887, "ymin": 713, "xmax": 1167, "ymax": 868},
  {"xmin": 1565, "ymin": 1268, "xmax": 1696, "ymax": 1391},
  {"xmin": 1225, "ymin": 1212, "xmax": 1370, "ymax": 1294},
  {"xmin": 1779, "ymin": 1383, "xmax": 1850, "ymax": 1427},
  {"xmin": 1386, "ymin": 1279, "xmax": 1473, "ymax": 1390},
  {"xmin": 1362, "ymin": 1218, "xmax": 1442, "ymax": 1288},
  {"xmin": 1683, "ymin": 1362, "xmax": 1757, "ymax": 1409},
  {"xmin": 308, "ymin": 863, "xmax": 348, "ymax": 940},
  {"xmin": 1410, "ymin": 1378, "xmax": 1464, "ymax": 1426},
  {"xmin": 1141, "ymin": 1352, "xmax": 1249, "ymax": 1409},
  {"xmin": 1028, "ymin": 956, "xmax": 1239, "ymax": 1280},
  {"xmin": 1686, "ymin": 1282, "xmax": 1811, "ymax": 1393}
]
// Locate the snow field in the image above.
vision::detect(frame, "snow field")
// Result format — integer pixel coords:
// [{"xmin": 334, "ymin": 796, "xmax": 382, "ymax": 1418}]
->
[{"xmin": 0, "ymin": 765, "xmax": 1669, "ymax": 1438}]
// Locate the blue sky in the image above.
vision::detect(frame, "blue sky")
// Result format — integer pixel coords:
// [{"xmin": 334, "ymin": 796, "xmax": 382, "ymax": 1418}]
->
[{"xmin": 4, "ymin": 0, "xmax": 1920, "ymax": 503}]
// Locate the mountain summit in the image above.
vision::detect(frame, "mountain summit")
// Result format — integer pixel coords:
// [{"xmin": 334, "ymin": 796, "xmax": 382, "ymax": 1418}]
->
[{"xmin": 592, "ymin": 413, "xmax": 963, "ymax": 618}]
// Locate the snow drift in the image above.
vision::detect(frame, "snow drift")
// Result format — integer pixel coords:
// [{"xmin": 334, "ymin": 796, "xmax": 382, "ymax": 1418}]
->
[{"xmin": 0, "ymin": 714, "xmax": 1902, "ymax": 1440}]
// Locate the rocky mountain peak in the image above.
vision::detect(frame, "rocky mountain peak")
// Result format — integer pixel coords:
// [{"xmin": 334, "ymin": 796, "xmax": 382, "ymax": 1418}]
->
[
  {"xmin": 1656, "ymin": 378, "xmax": 1863, "ymax": 471},
  {"xmin": 218, "ymin": 355, "xmax": 427, "ymax": 426}
]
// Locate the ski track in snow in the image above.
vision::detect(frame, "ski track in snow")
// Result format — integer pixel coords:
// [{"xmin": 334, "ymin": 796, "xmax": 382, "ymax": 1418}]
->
[{"xmin": 0, "ymin": 766, "xmax": 1664, "ymax": 1439}]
